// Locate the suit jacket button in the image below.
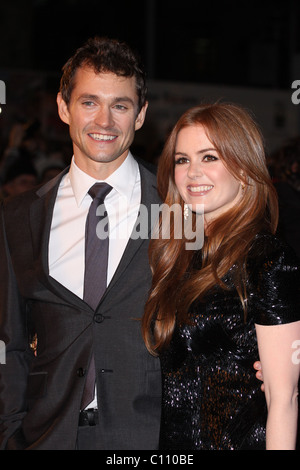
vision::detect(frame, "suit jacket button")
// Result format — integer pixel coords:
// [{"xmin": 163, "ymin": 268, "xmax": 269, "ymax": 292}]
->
[
  {"xmin": 77, "ymin": 367, "xmax": 86, "ymax": 377},
  {"xmin": 94, "ymin": 313, "xmax": 104, "ymax": 323}
]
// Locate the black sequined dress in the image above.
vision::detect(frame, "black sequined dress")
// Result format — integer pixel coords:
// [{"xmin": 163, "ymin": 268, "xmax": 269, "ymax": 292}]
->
[{"xmin": 159, "ymin": 233, "xmax": 300, "ymax": 450}]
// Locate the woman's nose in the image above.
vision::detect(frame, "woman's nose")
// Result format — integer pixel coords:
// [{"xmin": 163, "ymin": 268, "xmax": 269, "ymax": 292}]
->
[{"xmin": 187, "ymin": 161, "xmax": 204, "ymax": 179}]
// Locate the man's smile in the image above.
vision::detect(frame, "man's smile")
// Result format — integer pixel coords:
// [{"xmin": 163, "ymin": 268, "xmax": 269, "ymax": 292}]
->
[{"xmin": 88, "ymin": 133, "xmax": 117, "ymax": 141}]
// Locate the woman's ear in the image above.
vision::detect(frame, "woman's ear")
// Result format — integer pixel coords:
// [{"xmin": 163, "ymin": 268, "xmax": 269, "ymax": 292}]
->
[{"xmin": 239, "ymin": 170, "xmax": 247, "ymax": 187}]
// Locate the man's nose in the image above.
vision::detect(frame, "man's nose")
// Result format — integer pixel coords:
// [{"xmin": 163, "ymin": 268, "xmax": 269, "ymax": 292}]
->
[{"xmin": 94, "ymin": 106, "xmax": 115, "ymax": 128}]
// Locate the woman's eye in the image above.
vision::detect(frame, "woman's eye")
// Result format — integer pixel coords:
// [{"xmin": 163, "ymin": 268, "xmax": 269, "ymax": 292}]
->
[
  {"xmin": 203, "ymin": 154, "xmax": 218, "ymax": 162},
  {"xmin": 175, "ymin": 157, "xmax": 189, "ymax": 165}
]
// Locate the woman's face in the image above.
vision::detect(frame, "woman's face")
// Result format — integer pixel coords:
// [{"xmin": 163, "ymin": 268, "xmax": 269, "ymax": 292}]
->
[{"xmin": 174, "ymin": 125, "xmax": 243, "ymax": 224}]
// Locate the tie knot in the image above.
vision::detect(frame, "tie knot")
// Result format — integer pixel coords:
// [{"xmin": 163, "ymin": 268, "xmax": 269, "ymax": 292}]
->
[{"xmin": 88, "ymin": 182, "xmax": 112, "ymax": 202}]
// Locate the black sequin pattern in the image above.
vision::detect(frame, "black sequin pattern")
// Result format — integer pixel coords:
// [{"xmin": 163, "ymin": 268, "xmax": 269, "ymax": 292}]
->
[{"xmin": 159, "ymin": 233, "xmax": 300, "ymax": 450}]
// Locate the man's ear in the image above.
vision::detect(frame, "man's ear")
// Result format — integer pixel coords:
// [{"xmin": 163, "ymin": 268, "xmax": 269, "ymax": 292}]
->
[
  {"xmin": 135, "ymin": 101, "xmax": 148, "ymax": 131},
  {"xmin": 57, "ymin": 92, "xmax": 70, "ymax": 125}
]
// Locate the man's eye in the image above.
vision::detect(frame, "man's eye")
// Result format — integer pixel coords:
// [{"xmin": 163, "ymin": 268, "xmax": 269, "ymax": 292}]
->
[
  {"xmin": 114, "ymin": 104, "xmax": 127, "ymax": 110},
  {"xmin": 82, "ymin": 101, "xmax": 95, "ymax": 107}
]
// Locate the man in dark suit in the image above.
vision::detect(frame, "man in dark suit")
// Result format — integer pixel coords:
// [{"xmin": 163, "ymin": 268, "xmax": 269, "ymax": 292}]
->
[{"xmin": 0, "ymin": 37, "xmax": 161, "ymax": 450}]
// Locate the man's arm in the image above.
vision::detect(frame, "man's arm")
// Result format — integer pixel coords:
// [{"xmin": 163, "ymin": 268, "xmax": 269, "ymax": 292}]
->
[
  {"xmin": 0, "ymin": 203, "xmax": 32, "ymax": 449},
  {"xmin": 253, "ymin": 360, "xmax": 265, "ymax": 391}
]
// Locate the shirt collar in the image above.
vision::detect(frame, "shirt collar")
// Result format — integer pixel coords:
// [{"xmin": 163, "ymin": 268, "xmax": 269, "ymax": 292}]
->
[{"xmin": 69, "ymin": 152, "xmax": 139, "ymax": 207}]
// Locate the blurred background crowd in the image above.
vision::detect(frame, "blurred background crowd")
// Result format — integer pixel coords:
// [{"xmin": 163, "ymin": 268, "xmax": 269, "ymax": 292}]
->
[{"xmin": 0, "ymin": 0, "xmax": 300, "ymax": 258}]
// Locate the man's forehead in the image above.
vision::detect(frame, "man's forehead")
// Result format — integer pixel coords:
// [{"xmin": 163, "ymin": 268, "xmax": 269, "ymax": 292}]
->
[
  {"xmin": 74, "ymin": 66, "xmax": 136, "ymax": 89},
  {"xmin": 70, "ymin": 66, "xmax": 138, "ymax": 103}
]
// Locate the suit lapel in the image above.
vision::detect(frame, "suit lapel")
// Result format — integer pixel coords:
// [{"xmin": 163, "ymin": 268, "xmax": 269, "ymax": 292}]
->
[
  {"xmin": 104, "ymin": 162, "xmax": 160, "ymax": 298},
  {"xmin": 30, "ymin": 171, "xmax": 64, "ymax": 268},
  {"xmin": 29, "ymin": 168, "xmax": 90, "ymax": 311}
]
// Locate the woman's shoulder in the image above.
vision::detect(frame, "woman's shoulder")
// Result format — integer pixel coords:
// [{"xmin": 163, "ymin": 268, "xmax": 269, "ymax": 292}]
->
[
  {"xmin": 248, "ymin": 231, "xmax": 299, "ymax": 268},
  {"xmin": 247, "ymin": 232, "xmax": 300, "ymax": 325}
]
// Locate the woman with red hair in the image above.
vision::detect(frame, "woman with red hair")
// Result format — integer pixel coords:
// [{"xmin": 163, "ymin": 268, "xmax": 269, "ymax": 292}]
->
[{"xmin": 142, "ymin": 102, "xmax": 300, "ymax": 450}]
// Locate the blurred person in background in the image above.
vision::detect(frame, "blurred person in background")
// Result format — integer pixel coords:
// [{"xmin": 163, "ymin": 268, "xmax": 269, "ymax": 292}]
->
[
  {"xmin": 0, "ymin": 157, "xmax": 37, "ymax": 200},
  {"xmin": 270, "ymin": 136, "xmax": 300, "ymax": 260}
]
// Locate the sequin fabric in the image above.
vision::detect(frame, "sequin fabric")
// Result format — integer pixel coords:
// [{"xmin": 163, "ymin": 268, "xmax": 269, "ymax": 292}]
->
[{"xmin": 159, "ymin": 233, "xmax": 300, "ymax": 450}]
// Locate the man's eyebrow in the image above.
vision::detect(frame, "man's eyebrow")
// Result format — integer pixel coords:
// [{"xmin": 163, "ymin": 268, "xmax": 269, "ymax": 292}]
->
[
  {"xmin": 112, "ymin": 96, "xmax": 135, "ymax": 106},
  {"xmin": 78, "ymin": 94, "xmax": 135, "ymax": 106},
  {"xmin": 78, "ymin": 93, "xmax": 99, "ymax": 101}
]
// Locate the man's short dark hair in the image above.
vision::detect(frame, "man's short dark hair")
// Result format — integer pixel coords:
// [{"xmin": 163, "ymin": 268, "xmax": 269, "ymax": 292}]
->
[{"xmin": 59, "ymin": 36, "xmax": 147, "ymax": 112}]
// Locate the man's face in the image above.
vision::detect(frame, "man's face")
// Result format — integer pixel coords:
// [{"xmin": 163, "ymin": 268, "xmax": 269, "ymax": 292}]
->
[{"xmin": 57, "ymin": 66, "xmax": 147, "ymax": 178}]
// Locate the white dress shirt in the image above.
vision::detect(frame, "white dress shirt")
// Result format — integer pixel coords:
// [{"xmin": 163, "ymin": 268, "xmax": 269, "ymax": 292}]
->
[{"xmin": 49, "ymin": 152, "xmax": 141, "ymax": 298}]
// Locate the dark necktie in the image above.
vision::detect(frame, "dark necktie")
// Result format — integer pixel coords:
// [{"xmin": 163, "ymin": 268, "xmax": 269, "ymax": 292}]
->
[{"xmin": 81, "ymin": 182, "xmax": 112, "ymax": 410}]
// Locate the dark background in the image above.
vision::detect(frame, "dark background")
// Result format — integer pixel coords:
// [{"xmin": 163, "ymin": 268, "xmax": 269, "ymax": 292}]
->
[
  {"xmin": 0, "ymin": 0, "xmax": 299, "ymax": 451},
  {"xmin": 0, "ymin": 0, "xmax": 300, "ymax": 162},
  {"xmin": 0, "ymin": 0, "xmax": 299, "ymax": 88}
]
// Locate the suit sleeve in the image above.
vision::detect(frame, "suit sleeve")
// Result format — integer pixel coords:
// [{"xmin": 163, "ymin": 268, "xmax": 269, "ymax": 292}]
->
[{"xmin": 0, "ymin": 202, "xmax": 32, "ymax": 449}]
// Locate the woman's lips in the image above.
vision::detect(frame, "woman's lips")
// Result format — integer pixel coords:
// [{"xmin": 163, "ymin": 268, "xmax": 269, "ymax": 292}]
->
[{"xmin": 187, "ymin": 185, "xmax": 213, "ymax": 195}]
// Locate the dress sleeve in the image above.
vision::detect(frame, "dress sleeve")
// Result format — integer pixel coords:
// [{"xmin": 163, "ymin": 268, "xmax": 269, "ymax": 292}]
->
[{"xmin": 249, "ymin": 237, "xmax": 300, "ymax": 326}]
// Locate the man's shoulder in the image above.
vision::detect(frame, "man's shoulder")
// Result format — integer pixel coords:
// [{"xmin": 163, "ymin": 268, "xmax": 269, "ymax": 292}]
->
[
  {"xmin": 2, "ymin": 185, "xmax": 40, "ymax": 212},
  {"xmin": 134, "ymin": 156, "xmax": 161, "ymax": 205},
  {"xmin": 1, "ymin": 168, "xmax": 67, "ymax": 216},
  {"xmin": 134, "ymin": 156, "xmax": 157, "ymax": 177}
]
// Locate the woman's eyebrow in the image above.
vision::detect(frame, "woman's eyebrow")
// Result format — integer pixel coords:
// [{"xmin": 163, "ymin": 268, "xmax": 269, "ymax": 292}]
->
[{"xmin": 174, "ymin": 147, "xmax": 217, "ymax": 156}]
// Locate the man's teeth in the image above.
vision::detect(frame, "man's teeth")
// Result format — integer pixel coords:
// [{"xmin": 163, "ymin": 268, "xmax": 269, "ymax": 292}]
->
[
  {"xmin": 189, "ymin": 185, "xmax": 213, "ymax": 192},
  {"xmin": 90, "ymin": 133, "xmax": 116, "ymax": 141}
]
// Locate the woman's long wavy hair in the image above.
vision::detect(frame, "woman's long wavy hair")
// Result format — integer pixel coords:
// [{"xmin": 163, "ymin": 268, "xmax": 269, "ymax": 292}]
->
[{"xmin": 142, "ymin": 102, "xmax": 279, "ymax": 355}]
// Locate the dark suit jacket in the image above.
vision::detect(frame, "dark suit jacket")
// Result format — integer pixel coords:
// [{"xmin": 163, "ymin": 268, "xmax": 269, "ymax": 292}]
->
[{"xmin": 0, "ymin": 159, "xmax": 162, "ymax": 450}]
